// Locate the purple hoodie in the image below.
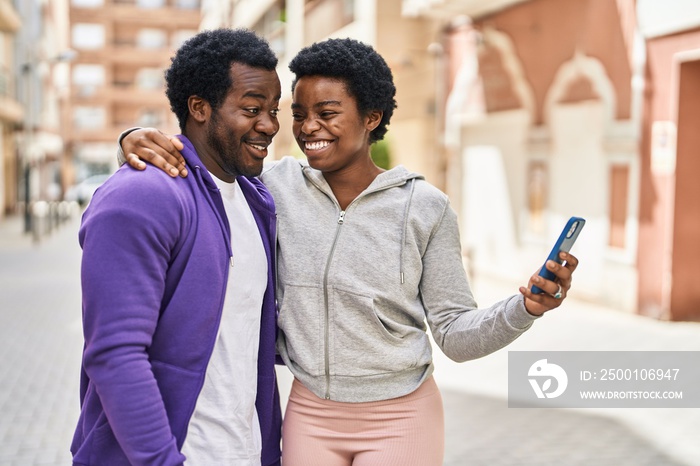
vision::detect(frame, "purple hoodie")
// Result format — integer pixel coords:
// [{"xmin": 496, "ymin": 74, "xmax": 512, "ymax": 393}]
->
[{"xmin": 71, "ymin": 136, "xmax": 281, "ymax": 465}]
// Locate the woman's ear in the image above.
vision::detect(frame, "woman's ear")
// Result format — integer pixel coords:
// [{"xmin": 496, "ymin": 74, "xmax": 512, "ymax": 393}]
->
[
  {"xmin": 188, "ymin": 96, "xmax": 210, "ymax": 123},
  {"xmin": 365, "ymin": 110, "xmax": 383, "ymax": 132}
]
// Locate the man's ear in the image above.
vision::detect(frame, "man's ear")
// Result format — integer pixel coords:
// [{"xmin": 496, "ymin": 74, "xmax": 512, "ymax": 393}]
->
[
  {"xmin": 365, "ymin": 110, "xmax": 383, "ymax": 132},
  {"xmin": 188, "ymin": 96, "xmax": 210, "ymax": 123}
]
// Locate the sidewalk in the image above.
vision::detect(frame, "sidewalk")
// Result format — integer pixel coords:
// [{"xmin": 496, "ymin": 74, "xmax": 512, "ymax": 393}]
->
[
  {"xmin": 0, "ymin": 214, "xmax": 34, "ymax": 249},
  {"xmin": 432, "ymin": 274, "xmax": 700, "ymax": 466},
  {"xmin": 0, "ymin": 203, "xmax": 81, "ymax": 252},
  {"xmin": 0, "ymin": 214, "xmax": 84, "ymax": 466}
]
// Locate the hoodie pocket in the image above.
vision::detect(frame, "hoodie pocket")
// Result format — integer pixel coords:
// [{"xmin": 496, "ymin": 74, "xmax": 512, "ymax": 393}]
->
[
  {"xmin": 277, "ymin": 283, "xmax": 326, "ymax": 377},
  {"xmin": 82, "ymin": 413, "xmax": 130, "ymax": 465},
  {"xmin": 329, "ymin": 286, "xmax": 417, "ymax": 377}
]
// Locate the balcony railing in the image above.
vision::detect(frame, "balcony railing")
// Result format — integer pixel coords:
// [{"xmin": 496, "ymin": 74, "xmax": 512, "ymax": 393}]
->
[{"xmin": 70, "ymin": 1, "xmax": 202, "ymax": 28}]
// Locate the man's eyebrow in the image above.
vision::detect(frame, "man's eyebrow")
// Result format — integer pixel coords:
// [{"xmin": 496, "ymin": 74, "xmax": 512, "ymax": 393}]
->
[{"xmin": 242, "ymin": 91, "xmax": 281, "ymax": 101}]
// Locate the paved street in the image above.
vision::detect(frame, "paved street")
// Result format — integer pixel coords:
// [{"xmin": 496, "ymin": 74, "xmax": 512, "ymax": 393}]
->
[
  {"xmin": 0, "ymin": 214, "xmax": 83, "ymax": 465},
  {"xmin": 1, "ymin": 212, "xmax": 700, "ymax": 465}
]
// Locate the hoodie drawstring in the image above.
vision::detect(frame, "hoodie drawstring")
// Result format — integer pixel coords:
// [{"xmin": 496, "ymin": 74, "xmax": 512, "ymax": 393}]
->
[{"xmin": 399, "ymin": 179, "xmax": 416, "ymax": 284}]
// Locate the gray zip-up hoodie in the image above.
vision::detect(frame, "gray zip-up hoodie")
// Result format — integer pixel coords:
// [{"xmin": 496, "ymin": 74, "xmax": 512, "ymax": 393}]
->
[{"xmin": 261, "ymin": 157, "xmax": 539, "ymax": 403}]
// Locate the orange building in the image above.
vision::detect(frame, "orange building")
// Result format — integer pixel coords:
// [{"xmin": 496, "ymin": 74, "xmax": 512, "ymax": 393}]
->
[{"xmin": 65, "ymin": 0, "xmax": 200, "ymax": 185}]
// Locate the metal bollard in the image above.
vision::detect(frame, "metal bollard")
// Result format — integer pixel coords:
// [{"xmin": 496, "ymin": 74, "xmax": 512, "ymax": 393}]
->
[
  {"xmin": 58, "ymin": 201, "xmax": 70, "ymax": 223},
  {"xmin": 31, "ymin": 201, "xmax": 49, "ymax": 243},
  {"xmin": 51, "ymin": 202, "xmax": 60, "ymax": 230}
]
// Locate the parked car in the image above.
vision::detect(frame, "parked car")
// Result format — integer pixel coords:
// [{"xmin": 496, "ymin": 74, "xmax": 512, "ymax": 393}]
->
[{"xmin": 64, "ymin": 174, "xmax": 111, "ymax": 207}]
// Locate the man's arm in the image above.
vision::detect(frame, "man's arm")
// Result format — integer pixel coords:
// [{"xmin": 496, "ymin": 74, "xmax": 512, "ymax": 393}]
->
[
  {"xmin": 79, "ymin": 170, "xmax": 186, "ymax": 464},
  {"xmin": 118, "ymin": 127, "xmax": 188, "ymax": 177}
]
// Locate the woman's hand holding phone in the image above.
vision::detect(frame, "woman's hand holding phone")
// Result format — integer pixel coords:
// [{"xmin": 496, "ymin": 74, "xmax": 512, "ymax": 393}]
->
[
  {"xmin": 519, "ymin": 217, "xmax": 584, "ymax": 316},
  {"xmin": 520, "ymin": 250, "xmax": 579, "ymax": 315}
]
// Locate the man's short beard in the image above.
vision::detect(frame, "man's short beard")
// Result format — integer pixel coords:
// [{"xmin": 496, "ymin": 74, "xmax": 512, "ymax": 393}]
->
[{"xmin": 207, "ymin": 110, "xmax": 243, "ymax": 178}]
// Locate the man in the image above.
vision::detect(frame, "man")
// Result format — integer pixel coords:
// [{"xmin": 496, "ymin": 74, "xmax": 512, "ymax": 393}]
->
[{"xmin": 71, "ymin": 29, "xmax": 282, "ymax": 465}]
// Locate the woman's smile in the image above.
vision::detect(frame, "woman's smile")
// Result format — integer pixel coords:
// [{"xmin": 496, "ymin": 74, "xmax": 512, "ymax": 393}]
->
[{"xmin": 304, "ymin": 140, "xmax": 332, "ymax": 152}]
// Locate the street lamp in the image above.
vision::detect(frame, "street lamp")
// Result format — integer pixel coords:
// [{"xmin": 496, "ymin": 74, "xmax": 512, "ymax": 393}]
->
[{"xmin": 20, "ymin": 61, "xmax": 34, "ymax": 233}]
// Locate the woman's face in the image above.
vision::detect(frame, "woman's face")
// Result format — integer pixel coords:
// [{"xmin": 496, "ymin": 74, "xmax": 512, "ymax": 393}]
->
[{"xmin": 291, "ymin": 75, "xmax": 380, "ymax": 173}]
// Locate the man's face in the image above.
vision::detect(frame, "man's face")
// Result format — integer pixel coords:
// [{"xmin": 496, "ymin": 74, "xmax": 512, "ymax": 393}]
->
[{"xmin": 205, "ymin": 63, "xmax": 281, "ymax": 180}]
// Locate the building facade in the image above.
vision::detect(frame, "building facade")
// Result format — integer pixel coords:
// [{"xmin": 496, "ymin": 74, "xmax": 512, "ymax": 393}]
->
[
  {"xmin": 17, "ymin": 0, "xmax": 74, "ymax": 217},
  {"xmin": 410, "ymin": 0, "xmax": 643, "ymax": 315},
  {"xmin": 0, "ymin": 0, "xmax": 22, "ymax": 219},
  {"xmin": 407, "ymin": 0, "xmax": 700, "ymax": 321},
  {"xmin": 65, "ymin": 0, "xmax": 200, "ymax": 185},
  {"xmin": 636, "ymin": 0, "xmax": 700, "ymax": 321}
]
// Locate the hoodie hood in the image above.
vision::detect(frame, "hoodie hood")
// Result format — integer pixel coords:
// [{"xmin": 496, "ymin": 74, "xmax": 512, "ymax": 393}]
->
[
  {"xmin": 299, "ymin": 163, "xmax": 424, "ymax": 284},
  {"xmin": 178, "ymin": 135, "xmax": 218, "ymax": 191},
  {"xmin": 300, "ymin": 163, "xmax": 424, "ymax": 198}
]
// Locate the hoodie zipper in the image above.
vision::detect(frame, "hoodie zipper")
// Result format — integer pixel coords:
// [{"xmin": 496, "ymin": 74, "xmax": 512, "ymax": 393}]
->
[
  {"xmin": 321, "ymin": 209, "xmax": 346, "ymax": 399},
  {"xmin": 303, "ymin": 167, "xmax": 417, "ymax": 400}
]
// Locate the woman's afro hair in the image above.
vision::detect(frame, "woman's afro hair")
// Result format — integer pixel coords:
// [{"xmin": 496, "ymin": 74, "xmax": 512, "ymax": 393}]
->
[
  {"xmin": 165, "ymin": 28, "xmax": 278, "ymax": 131},
  {"xmin": 288, "ymin": 38, "xmax": 397, "ymax": 144}
]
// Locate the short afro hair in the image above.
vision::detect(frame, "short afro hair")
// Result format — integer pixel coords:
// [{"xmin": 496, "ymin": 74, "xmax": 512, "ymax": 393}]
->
[
  {"xmin": 288, "ymin": 38, "xmax": 397, "ymax": 144},
  {"xmin": 165, "ymin": 28, "xmax": 278, "ymax": 131}
]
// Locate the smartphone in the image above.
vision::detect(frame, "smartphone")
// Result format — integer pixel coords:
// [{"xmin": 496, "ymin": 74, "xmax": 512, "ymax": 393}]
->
[{"xmin": 530, "ymin": 216, "xmax": 585, "ymax": 294}]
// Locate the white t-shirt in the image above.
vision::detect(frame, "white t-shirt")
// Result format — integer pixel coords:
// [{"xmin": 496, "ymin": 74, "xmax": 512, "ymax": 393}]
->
[{"xmin": 181, "ymin": 176, "xmax": 267, "ymax": 465}]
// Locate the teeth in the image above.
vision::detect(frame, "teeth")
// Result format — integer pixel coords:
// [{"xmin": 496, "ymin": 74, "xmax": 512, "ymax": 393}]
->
[
  {"xmin": 305, "ymin": 141, "xmax": 330, "ymax": 151},
  {"xmin": 250, "ymin": 143, "xmax": 266, "ymax": 151}
]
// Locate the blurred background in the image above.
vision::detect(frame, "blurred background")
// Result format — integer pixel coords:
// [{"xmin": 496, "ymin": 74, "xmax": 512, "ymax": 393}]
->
[
  {"xmin": 2, "ymin": 0, "xmax": 700, "ymax": 320},
  {"xmin": 1, "ymin": 0, "xmax": 700, "ymax": 464}
]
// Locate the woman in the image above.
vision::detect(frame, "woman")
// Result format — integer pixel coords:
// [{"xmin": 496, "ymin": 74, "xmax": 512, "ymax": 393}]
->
[{"xmin": 120, "ymin": 38, "xmax": 578, "ymax": 466}]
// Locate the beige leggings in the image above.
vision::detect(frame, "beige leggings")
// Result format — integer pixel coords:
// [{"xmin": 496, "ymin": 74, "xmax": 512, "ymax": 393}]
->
[{"xmin": 282, "ymin": 376, "xmax": 445, "ymax": 466}]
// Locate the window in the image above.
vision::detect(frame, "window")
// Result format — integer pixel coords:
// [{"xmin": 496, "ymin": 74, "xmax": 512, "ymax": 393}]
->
[
  {"xmin": 72, "ymin": 65, "xmax": 105, "ymax": 86},
  {"xmin": 252, "ymin": 1, "xmax": 286, "ymax": 57},
  {"xmin": 137, "ymin": 0, "xmax": 166, "ymax": 8},
  {"xmin": 138, "ymin": 109, "xmax": 166, "ymax": 127},
  {"xmin": 74, "ymin": 143, "xmax": 117, "ymax": 166},
  {"xmin": 74, "ymin": 106, "xmax": 106, "ymax": 130},
  {"xmin": 137, "ymin": 29, "xmax": 167, "ymax": 49},
  {"xmin": 72, "ymin": 24, "xmax": 105, "ymax": 50},
  {"xmin": 609, "ymin": 164, "xmax": 629, "ymax": 248},
  {"xmin": 136, "ymin": 68, "xmax": 164, "ymax": 90},
  {"xmin": 176, "ymin": 0, "xmax": 200, "ymax": 9},
  {"xmin": 73, "ymin": 64, "xmax": 105, "ymax": 97}
]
